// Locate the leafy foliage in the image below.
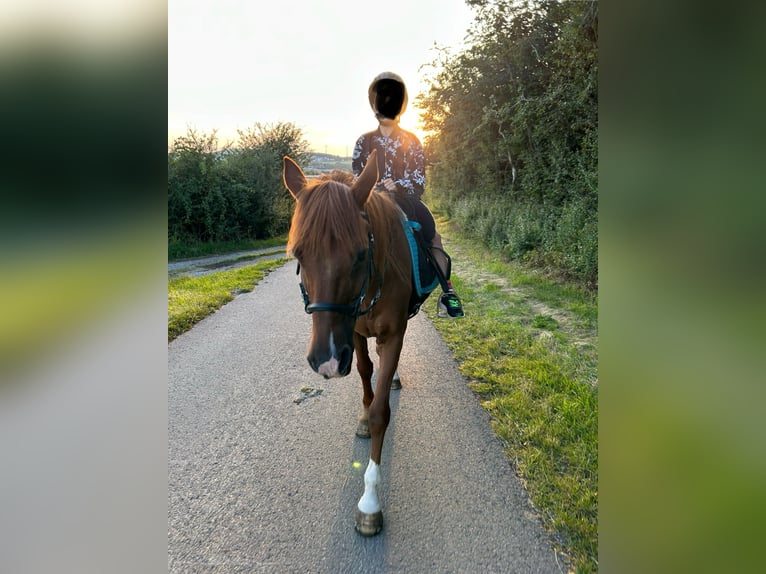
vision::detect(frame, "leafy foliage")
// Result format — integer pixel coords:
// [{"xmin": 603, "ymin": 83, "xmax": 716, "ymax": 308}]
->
[
  {"xmin": 418, "ymin": 0, "xmax": 598, "ymax": 285},
  {"xmin": 167, "ymin": 123, "xmax": 310, "ymax": 243}
]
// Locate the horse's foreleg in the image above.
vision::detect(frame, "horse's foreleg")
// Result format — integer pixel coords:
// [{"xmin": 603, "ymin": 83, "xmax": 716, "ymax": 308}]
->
[
  {"xmin": 354, "ymin": 332, "xmax": 374, "ymax": 438},
  {"xmin": 355, "ymin": 334, "xmax": 404, "ymax": 536}
]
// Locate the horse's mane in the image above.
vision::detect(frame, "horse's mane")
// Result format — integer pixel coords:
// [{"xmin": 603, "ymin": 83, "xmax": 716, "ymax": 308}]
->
[{"xmin": 288, "ymin": 171, "xmax": 409, "ymax": 285}]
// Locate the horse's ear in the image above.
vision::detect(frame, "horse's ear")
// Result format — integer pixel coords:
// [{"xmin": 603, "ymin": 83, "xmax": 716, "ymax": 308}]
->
[
  {"xmin": 283, "ymin": 156, "xmax": 307, "ymax": 200},
  {"xmin": 351, "ymin": 149, "xmax": 379, "ymax": 208}
]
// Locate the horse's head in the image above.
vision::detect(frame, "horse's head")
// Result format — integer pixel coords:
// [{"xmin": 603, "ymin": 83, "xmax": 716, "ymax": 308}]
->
[{"xmin": 283, "ymin": 150, "xmax": 379, "ymax": 378}]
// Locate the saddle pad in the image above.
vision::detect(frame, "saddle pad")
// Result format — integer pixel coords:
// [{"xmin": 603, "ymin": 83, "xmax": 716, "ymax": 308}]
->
[{"xmin": 404, "ymin": 220, "xmax": 440, "ymax": 298}]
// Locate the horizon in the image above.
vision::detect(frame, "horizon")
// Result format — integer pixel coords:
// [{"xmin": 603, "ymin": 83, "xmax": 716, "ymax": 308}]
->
[{"xmin": 167, "ymin": 117, "xmax": 432, "ymax": 157}]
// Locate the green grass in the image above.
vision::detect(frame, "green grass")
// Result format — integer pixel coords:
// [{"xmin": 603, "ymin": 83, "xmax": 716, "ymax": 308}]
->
[
  {"xmin": 426, "ymin": 219, "xmax": 598, "ymax": 572},
  {"xmin": 168, "ymin": 259, "xmax": 286, "ymax": 340},
  {"xmin": 441, "ymin": 223, "xmax": 597, "ymax": 330},
  {"xmin": 168, "ymin": 236, "xmax": 288, "ymax": 261}
]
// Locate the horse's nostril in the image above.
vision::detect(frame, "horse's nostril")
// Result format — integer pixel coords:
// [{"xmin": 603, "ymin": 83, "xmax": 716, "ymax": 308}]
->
[
  {"xmin": 307, "ymin": 355, "xmax": 319, "ymax": 373},
  {"xmin": 339, "ymin": 345, "xmax": 353, "ymax": 374}
]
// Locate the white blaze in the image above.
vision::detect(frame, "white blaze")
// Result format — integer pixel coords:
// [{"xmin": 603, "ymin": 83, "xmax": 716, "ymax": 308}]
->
[
  {"xmin": 317, "ymin": 331, "xmax": 340, "ymax": 378},
  {"xmin": 357, "ymin": 459, "xmax": 381, "ymax": 514}
]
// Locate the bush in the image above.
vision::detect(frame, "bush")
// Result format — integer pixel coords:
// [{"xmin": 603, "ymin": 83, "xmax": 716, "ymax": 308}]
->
[
  {"xmin": 419, "ymin": 0, "xmax": 597, "ymax": 289},
  {"xmin": 438, "ymin": 191, "xmax": 596, "ymax": 285},
  {"xmin": 168, "ymin": 123, "xmax": 310, "ymax": 244},
  {"xmin": 545, "ymin": 197, "xmax": 598, "ymax": 284}
]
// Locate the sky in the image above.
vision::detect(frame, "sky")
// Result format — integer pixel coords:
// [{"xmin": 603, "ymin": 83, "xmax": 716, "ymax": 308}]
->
[{"xmin": 168, "ymin": 0, "xmax": 476, "ymax": 156}]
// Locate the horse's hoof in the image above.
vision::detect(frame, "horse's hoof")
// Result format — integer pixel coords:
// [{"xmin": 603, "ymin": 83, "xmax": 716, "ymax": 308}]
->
[
  {"xmin": 356, "ymin": 419, "xmax": 370, "ymax": 438},
  {"xmin": 391, "ymin": 375, "xmax": 402, "ymax": 390},
  {"xmin": 355, "ymin": 508, "xmax": 383, "ymax": 536}
]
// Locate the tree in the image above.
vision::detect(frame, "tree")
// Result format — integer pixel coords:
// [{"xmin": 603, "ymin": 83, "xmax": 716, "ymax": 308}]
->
[
  {"xmin": 229, "ymin": 122, "xmax": 311, "ymax": 237},
  {"xmin": 168, "ymin": 128, "xmax": 231, "ymax": 242},
  {"xmin": 417, "ymin": 0, "xmax": 598, "ymax": 284}
]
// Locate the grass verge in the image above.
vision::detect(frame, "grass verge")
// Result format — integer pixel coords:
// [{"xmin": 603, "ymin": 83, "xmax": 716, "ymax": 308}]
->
[
  {"xmin": 425, "ymin": 218, "xmax": 598, "ymax": 572},
  {"xmin": 168, "ymin": 259, "xmax": 287, "ymax": 341}
]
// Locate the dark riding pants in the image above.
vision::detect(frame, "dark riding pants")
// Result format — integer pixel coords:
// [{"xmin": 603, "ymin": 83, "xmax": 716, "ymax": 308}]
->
[{"xmin": 390, "ymin": 194, "xmax": 436, "ymax": 244}]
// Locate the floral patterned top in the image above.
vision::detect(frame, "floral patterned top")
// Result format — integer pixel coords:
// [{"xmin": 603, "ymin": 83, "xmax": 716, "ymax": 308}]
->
[{"xmin": 352, "ymin": 125, "xmax": 425, "ymax": 198}]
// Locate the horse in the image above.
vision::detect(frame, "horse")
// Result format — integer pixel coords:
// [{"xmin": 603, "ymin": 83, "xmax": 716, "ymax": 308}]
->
[{"xmin": 283, "ymin": 149, "xmax": 412, "ymax": 536}]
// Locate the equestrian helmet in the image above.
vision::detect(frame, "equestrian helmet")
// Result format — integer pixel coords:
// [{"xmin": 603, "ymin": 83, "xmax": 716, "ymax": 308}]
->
[{"xmin": 368, "ymin": 72, "xmax": 408, "ymax": 120}]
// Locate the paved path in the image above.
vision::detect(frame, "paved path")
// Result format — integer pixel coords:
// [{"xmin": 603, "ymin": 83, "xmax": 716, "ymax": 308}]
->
[
  {"xmin": 168, "ymin": 247, "xmax": 288, "ymax": 277},
  {"xmin": 168, "ymin": 262, "xmax": 563, "ymax": 573}
]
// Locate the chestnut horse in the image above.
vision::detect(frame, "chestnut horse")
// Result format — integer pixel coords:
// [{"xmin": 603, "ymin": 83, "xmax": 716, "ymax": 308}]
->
[{"xmin": 283, "ymin": 150, "xmax": 412, "ymax": 536}]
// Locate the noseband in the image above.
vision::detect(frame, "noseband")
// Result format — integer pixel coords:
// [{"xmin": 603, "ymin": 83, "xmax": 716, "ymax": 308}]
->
[{"xmin": 296, "ymin": 223, "xmax": 382, "ymax": 318}]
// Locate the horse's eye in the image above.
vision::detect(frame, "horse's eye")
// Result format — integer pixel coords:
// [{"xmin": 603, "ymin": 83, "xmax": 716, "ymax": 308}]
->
[{"xmin": 353, "ymin": 249, "xmax": 366, "ymax": 267}]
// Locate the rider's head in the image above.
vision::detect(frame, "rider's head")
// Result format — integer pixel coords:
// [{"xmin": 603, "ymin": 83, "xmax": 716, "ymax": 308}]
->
[{"xmin": 368, "ymin": 72, "xmax": 408, "ymax": 123}]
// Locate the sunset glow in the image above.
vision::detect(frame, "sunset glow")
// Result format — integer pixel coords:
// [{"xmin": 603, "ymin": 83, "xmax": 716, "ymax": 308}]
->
[{"xmin": 168, "ymin": 0, "xmax": 472, "ymax": 155}]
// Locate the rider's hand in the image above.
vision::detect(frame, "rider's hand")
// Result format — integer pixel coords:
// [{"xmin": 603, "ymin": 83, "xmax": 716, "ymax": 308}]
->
[{"xmin": 378, "ymin": 178, "xmax": 396, "ymax": 192}]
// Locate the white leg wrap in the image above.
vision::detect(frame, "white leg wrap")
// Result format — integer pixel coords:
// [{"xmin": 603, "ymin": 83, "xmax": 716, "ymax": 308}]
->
[{"xmin": 357, "ymin": 459, "xmax": 380, "ymax": 514}]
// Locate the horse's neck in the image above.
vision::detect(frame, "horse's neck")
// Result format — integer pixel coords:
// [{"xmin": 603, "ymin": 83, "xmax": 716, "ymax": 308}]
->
[{"xmin": 378, "ymin": 206, "xmax": 410, "ymax": 285}]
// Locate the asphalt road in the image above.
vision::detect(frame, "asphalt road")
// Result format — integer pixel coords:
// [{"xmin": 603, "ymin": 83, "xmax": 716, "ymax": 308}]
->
[{"xmin": 168, "ymin": 262, "xmax": 563, "ymax": 573}]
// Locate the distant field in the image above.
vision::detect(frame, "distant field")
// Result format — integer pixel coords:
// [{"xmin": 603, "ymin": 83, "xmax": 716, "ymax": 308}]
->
[{"xmin": 306, "ymin": 153, "xmax": 352, "ymax": 174}]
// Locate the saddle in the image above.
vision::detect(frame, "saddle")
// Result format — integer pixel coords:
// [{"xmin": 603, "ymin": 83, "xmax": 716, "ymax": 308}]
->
[{"xmin": 402, "ymin": 219, "xmax": 451, "ymax": 318}]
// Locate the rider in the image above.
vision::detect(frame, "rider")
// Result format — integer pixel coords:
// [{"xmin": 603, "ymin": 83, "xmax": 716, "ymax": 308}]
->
[{"xmin": 351, "ymin": 71, "xmax": 464, "ymax": 318}]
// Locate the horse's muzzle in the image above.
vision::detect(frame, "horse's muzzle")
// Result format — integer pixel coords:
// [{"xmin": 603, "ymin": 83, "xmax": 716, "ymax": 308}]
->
[{"xmin": 308, "ymin": 344, "xmax": 353, "ymax": 379}]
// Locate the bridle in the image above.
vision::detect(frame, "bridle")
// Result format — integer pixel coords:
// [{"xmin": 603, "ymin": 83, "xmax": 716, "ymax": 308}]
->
[{"xmin": 296, "ymin": 216, "xmax": 382, "ymax": 318}]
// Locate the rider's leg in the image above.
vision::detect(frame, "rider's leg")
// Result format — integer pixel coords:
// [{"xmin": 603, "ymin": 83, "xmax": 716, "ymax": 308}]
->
[
  {"xmin": 430, "ymin": 232, "xmax": 453, "ymax": 290},
  {"xmin": 413, "ymin": 201, "xmax": 464, "ymax": 318},
  {"xmin": 392, "ymin": 194, "xmax": 463, "ymax": 316}
]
